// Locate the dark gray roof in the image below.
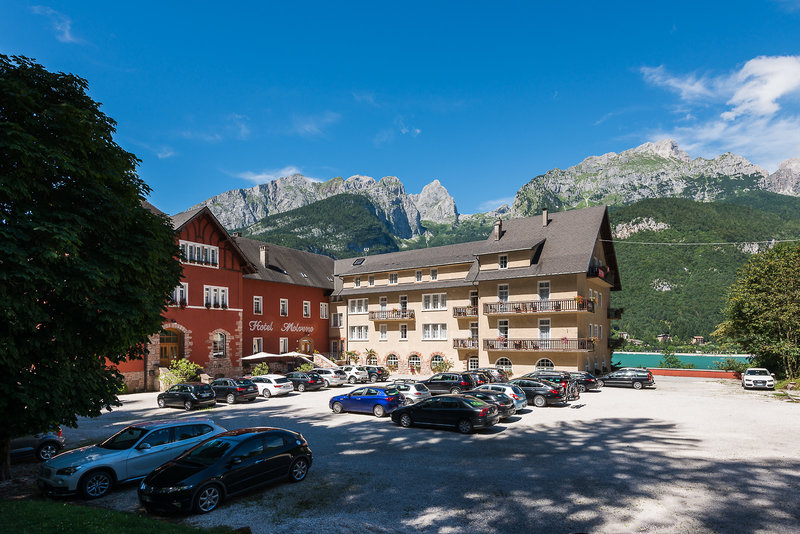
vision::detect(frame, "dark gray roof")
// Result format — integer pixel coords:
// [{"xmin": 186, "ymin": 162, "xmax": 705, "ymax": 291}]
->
[
  {"xmin": 141, "ymin": 200, "xmax": 166, "ymax": 216},
  {"xmin": 334, "ymin": 278, "xmax": 473, "ymax": 297},
  {"xmin": 234, "ymin": 236, "xmax": 335, "ymax": 291},
  {"xmin": 170, "ymin": 207, "xmax": 205, "ymax": 231},
  {"xmin": 334, "ymin": 240, "xmax": 485, "ymax": 277}
]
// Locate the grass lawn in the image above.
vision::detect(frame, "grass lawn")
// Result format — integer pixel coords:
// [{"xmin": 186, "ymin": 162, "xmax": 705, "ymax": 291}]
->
[{"xmin": 0, "ymin": 499, "xmax": 235, "ymax": 534}]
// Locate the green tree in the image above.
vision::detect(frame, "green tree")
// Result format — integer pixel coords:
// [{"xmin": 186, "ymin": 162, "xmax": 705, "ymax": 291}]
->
[
  {"xmin": 0, "ymin": 56, "xmax": 181, "ymax": 479},
  {"xmin": 159, "ymin": 358, "xmax": 204, "ymax": 389},
  {"xmin": 714, "ymin": 243, "xmax": 800, "ymax": 378},
  {"xmin": 251, "ymin": 362, "xmax": 270, "ymax": 376}
]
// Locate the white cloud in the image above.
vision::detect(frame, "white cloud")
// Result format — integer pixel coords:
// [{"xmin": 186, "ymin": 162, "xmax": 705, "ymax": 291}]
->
[
  {"xmin": 233, "ymin": 166, "xmax": 307, "ymax": 183},
  {"xmin": 291, "ymin": 111, "xmax": 341, "ymax": 137},
  {"xmin": 31, "ymin": 6, "xmax": 81, "ymax": 44},
  {"xmin": 227, "ymin": 114, "xmax": 250, "ymax": 140},
  {"xmin": 478, "ymin": 197, "xmax": 514, "ymax": 212},
  {"xmin": 374, "ymin": 116, "xmax": 421, "ymax": 146},
  {"xmin": 641, "ymin": 56, "xmax": 800, "ymax": 171},
  {"xmin": 156, "ymin": 147, "xmax": 175, "ymax": 159},
  {"xmin": 178, "ymin": 130, "xmax": 222, "ymax": 143},
  {"xmin": 352, "ymin": 91, "xmax": 378, "ymax": 106}
]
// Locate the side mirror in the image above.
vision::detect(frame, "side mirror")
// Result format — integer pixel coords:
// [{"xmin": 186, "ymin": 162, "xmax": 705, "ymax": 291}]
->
[
  {"xmin": 137, "ymin": 442, "xmax": 152, "ymax": 450},
  {"xmin": 231, "ymin": 456, "xmax": 243, "ymax": 465},
  {"xmin": 771, "ymin": 373, "xmax": 776, "ymax": 378}
]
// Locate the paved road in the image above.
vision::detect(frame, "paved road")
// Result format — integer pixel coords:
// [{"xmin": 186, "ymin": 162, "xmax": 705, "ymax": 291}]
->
[{"xmin": 65, "ymin": 376, "xmax": 799, "ymax": 533}]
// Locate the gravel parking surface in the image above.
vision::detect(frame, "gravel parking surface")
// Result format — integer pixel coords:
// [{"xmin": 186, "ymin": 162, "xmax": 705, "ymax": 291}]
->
[{"xmin": 48, "ymin": 376, "xmax": 800, "ymax": 533}]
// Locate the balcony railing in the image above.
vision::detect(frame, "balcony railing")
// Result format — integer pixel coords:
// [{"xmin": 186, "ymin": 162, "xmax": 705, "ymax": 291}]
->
[
  {"xmin": 453, "ymin": 338, "xmax": 480, "ymax": 349},
  {"xmin": 453, "ymin": 306, "xmax": 479, "ymax": 318},
  {"xmin": 368, "ymin": 310, "xmax": 415, "ymax": 321},
  {"xmin": 484, "ymin": 338, "xmax": 595, "ymax": 352},
  {"xmin": 483, "ymin": 298, "xmax": 595, "ymax": 315}
]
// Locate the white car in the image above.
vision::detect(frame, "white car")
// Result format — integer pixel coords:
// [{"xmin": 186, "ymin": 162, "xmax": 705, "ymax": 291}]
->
[
  {"xmin": 312, "ymin": 368, "xmax": 347, "ymax": 387},
  {"xmin": 250, "ymin": 374, "xmax": 295, "ymax": 398},
  {"xmin": 38, "ymin": 418, "xmax": 225, "ymax": 499},
  {"xmin": 385, "ymin": 380, "xmax": 432, "ymax": 405},
  {"xmin": 741, "ymin": 368, "xmax": 775, "ymax": 390},
  {"xmin": 475, "ymin": 383, "xmax": 528, "ymax": 411},
  {"xmin": 340, "ymin": 365, "xmax": 369, "ymax": 384}
]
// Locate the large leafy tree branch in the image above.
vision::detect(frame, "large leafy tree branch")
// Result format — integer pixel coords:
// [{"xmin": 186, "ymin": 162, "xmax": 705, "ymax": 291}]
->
[
  {"xmin": 714, "ymin": 243, "xmax": 800, "ymax": 379},
  {"xmin": 0, "ymin": 55, "xmax": 181, "ymax": 479}
]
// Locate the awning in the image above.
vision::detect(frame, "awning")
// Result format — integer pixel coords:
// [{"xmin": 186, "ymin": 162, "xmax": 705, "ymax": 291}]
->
[
  {"xmin": 241, "ymin": 351, "xmax": 281, "ymax": 361},
  {"xmin": 241, "ymin": 351, "xmax": 314, "ymax": 364}
]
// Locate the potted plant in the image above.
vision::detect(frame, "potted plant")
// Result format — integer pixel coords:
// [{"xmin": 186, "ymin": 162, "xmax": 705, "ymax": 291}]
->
[
  {"xmin": 205, "ymin": 302, "xmax": 211, "ymax": 309},
  {"xmin": 179, "ymin": 299, "xmax": 187, "ymax": 309},
  {"xmin": 221, "ymin": 302, "xmax": 228, "ymax": 310}
]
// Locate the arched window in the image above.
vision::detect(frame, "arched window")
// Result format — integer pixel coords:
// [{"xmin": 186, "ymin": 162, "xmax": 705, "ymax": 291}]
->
[
  {"xmin": 409, "ymin": 354, "xmax": 421, "ymax": 370},
  {"xmin": 212, "ymin": 333, "xmax": 226, "ymax": 358},
  {"xmin": 496, "ymin": 357, "xmax": 513, "ymax": 373},
  {"xmin": 367, "ymin": 354, "xmax": 378, "ymax": 366},
  {"xmin": 535, "ymin": 358, "xmax": 555, "ymax": 370},
  {"xmin": 386, "ymin": 354, "xmax": 399, "ymax": 369},
  {"xmin": 468, "ymin": 356, "xmax": 479, "ymax": 371},
  {"xmin": 430, "ymin": 354, "xmax": 444, "ymax": 371}
]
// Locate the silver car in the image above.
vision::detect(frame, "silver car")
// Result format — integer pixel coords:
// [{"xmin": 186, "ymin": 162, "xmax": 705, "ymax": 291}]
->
[
  {"xmin": 386, "ymin": 381, "xmax": 432, "ymax": 405},
  {"xmin": 38, "ymin": 418, "xmax": 225, "ymax": 499},
  {"xmin": 340, "ymin": 365, "xmax": 369, "ymax": 384},
  {"xmin": 312, "ymin": 368, "xmax": 347, "ymax": 387},
  {"xmin": 476, "ymin": 383, "xmax": 528, "ymax": 411},
  {"xmin": 250, "ymin": 374, "xmax": 295, "ymax": 397},
  {"xmin": 11, "ymin": 428, "xmax": 66, "ymax": 461}
]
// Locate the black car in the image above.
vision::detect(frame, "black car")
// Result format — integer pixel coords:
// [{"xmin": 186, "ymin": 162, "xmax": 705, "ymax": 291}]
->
[
  {"xmin": 466, "ymin": 372, "xmax": 490, "ymax": 387},
  {"xmin": 364, "ymin": 365, "xmax": 390, "ymax": 382},
  {"xmin": 507, "ymin": 378, "xmax": 565, "ymax": 407},
  {"xmin": 463, "ymin": 390, "xmax": 516, "ymax": 419},
  {"xmin": 158, "ymin": 383, "xmax": 217, "ymax": 410},
  {"xmin": 210, "ymin": 378, "xmax": 259, "ymax": 404},
  {"xmin": 391, "ymin": 394, "xmax": 500, "ymax": 434},
  {"xmin": 139, "ymin": 427, "xmax": 312, "ymax": 514},
  {"xmin": 569, "ymin": 371, "xmax": 601, "ymax": 392},
  {"xmin": 475, "ymin": 367, "xmax": 509, "ymax": 383},
  {"xmin": 420, "ymin": 372, "xmax": 477, "ymax": 395},
  {"xmin": 522, "ymin": 370, "xmax": 580, "ymax": 400},
  {"xmin": 597, "ymin": 369, "xmax": 655, "ymax": 389},
  {"xmin": 284, "ymin": 372, "xmax": 324, "ymax": 392}
]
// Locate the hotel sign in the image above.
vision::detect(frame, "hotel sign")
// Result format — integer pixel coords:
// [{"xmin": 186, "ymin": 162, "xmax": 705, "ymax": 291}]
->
[{"xmin": 249, "ymin": 320, "xmax": 315, "ymax": 334}]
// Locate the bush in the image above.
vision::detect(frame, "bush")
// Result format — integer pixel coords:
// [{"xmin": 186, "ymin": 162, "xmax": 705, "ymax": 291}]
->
[
  {"xmin": 251, "ymin": 362, "xmax": 270, "ymax": 376},
  {"xmin": 159, "ymin": 359, "xmax": 204, "ymax": 389},
  {"xmin": 712, "ymin": 357, "xmax": 748, "ymax": 374},
  {"xmin": 296, "ymin": 363, "xmax": 315, "ymax": 373},
  {"xmin": 431, "ymin": 359, "xmax": 454, "ymax": 373},
  {"xmin": 658, "ymin": 350, "xmax": 696, "ymax": 369}
]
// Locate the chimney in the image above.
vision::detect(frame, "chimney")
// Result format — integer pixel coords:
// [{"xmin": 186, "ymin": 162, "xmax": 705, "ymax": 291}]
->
[
  {"xmin": 542, "ymin": 208, "xmax": 549, "ymax": 227},
  {"xmin": 493, "ymin": 218, "xmax": 503, "ymax": 241},
  {"xmin": 259, "ymin": 244, "xmax": 269, "ymax": 267}
]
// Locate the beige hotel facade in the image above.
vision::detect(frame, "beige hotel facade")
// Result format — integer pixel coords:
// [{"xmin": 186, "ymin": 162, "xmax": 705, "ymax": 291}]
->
[{"xmin": 329, "ymin": 206, "xmax": 621, "ymax": 376}]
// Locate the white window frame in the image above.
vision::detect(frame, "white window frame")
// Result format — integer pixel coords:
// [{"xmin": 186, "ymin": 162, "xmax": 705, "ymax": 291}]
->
[
  {"xmin": 179, "ymin": 240, "xmax": 220, "ymax": 268},
  {"xmin": 380, "ymin": 324, "xmax": 387, "ymax": 340},
  {"xmin": 252, "ymin": 337, "xmax": 263, "ymax": 354},
  {"xmin": 253, "ymin": 296, "xmax": 263, "ymax": 315},
  {"xmin": 430, "ymin": 268, "xmax": 438, "ymax": 281},
  {"xmin": 470, "ymin": 322, "xmax": 479, "ymax": 339},
  {"xmin": 498, "ymin": 320, "xmax": 509, "ymax": 338},
  {"xmin": 468, "ymin": 356, "xmax": 479, "ymax": 371},
  {"xmin": 415, "ymin": 270, "xmax": 422, "ymax": 282},
  {"xmin": 399, "ymin": 295, "xmax": 408, "ymax": 311},
  {"xmin": 400, "ymin": 324, "xmax": 408, "ymax": 340},
  {"xmin": 368, "ymin": 275, "xmax": 375, "ymax": 286},
  {"xmin": 499, "ymin": 255, "xmax": 508, "ymax": 269},
  {"xmin": 212, "ymin": 333, "xmax": 226, "ymax": 358},
  {"xmin": 320, "ymin": 302, "xmax": 329, "ymax": 319},
  {"xmin": 330, "ymin": 312, "xmax": 343, "ymax": 328},
  {"xmin": 349, "ymin": 325, "xmax": 369, "ymax": 341},
  {"xmin": 354, "ymin": 277, "xmax": 361, "ymax": 288},
  {"xmin": 422, "ymin": 293, "xmax": 447, "ymax": 311},
  {"xmin": 280, "ymin": 298, "xmax": 288, "ymax": 317},
  {"xmin": 303, "ymin": 301, "xmax": 311, "ymax": 318},
  {"xmin": 389, "ymin": 272, "xmax": 398, "ymax": 284},
  {"xmin": 538, "ymin": 281, "xmax": 550, "ymax": 300},
  {"xmin": 539, "ymin": 319, "xmax": 551, "ymax": 340},
  {"xmin": 348, "ymin": 298, "xmax": 368, "ymax": 314},
  {"xmin": 279, "ymin": 338, "xmax": 289, "ymax": 354},
  {"xmin": 422, "ymin": 323, "xmax": 447, "ymax": 340},
  {"xmin": 498, "ymin": 284, "xmax": 509, "ymax": 303},
  {"xmin": 598, "ymin": 324, "xmax": 603, "ymax": 340},
  {"xmin": 204, "ymin": 285, "xmax": 228, "ymax": 308},
  {"xmin": 171, "ymin": 282, "xmax": 188, "ymax": 306}
]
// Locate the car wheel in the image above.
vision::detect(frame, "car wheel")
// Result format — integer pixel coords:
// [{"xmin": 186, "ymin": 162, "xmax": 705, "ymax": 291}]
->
[
  {"xmin": 226, "ymin": 393, "xmax": 236, "ymax": 404},
  {"xmin": 399, "ymin": 413, "xmax": 413, "ymax": 427},
  {"xmin": 450, "ymin": 387, "xmax": 462, "ymax": 394},
  {"xmin": 323, "ymin": 380, "xmax": 330, "ymax": 388},
  {"xmin": 289, "ymin": 457, "xmax": 310, "ymax": 482},
  {"xmin": 184, "ymin": 400, "xmax": 193, "ymax": 411},
  {"xmin": 157, "ymin": 398, "xmax": 166, "ymax": 409},
  {"xmin": 79, "ymin": 469, "xmax": 113, "ymax": 499},
  {"xmin": 262, "ymin": 388, "xmax": 271, "ymax": 398},
  {"xmin": 348, "ymin": 376, "xmax": 356, "ymax": 384},
  {"xmin": 36, "ymin": 442, "xmax": 60, "ymax": 462},
  {"xmin": 533, "ymin": 395, "xmax": 546, "ymax": 408},
  {"xmin": 457, "ymin": 419, "xmax": 474, "ymax": 434},
  {"xmin": 597, "ymin": 379, "xmax": 604, "ymax": 387},
  {"xmin": 370, "ymin": 375, "xmax": 378, "ymax": 383},
  {"xmin": 373, "ymin": 404, "xmax": 385, "ymax": 417},
  {"xmin": 332, "ymin": 401, "xmax": 344, "ymax": 414},
  {"xmin": 297, "ymin": 383, "xmax": 307, "ymax": 392},
  {"xmin": 633, "ymin": 381, "xmax": 643, "ymax": 390},
  {"xmin": 578, "ymin": 384, "xmax": 586, "ymax": 393},
  {"xmin": 194, "ymin": 483, "xmax": 223, "ymax": 513}
]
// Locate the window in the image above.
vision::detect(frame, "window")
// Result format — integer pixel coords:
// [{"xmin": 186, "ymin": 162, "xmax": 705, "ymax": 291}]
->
[
  {"xmin": 400, "ymin": 324, "xmax": 408, "ymax": 340},
  {"xmin": 349, "ymin": 325, "xmax": 369, "ymax": 341},
  {"xmin": 399, "ymin": 295, "xmax": 408, "ymax": 311},
  {"xmin": 179, "ymin": 240, "xmax": 220, "ymax": 267},
  {"xmin": 389, "ymin": 273, "xmax": 398, "ymax": 284},
  {"xmin": 538, "ymin": 281, "xmax": 550, "ymax": 300},
  {"xmin": 235, "ymin": 438, "xmax": 264, "ymax": 460},
  {"xmin": 380, "ymin": 296, "xmax": 387, "ymax": 311},
  {"xmin": 498, "ymin": 284, "xmax": 509, "ymax": 303},
  {"xmin": 539, "ymin": 319, "xmax": 551, "ymax": 340},
  {"xmin": 353, "ymin": 258, "xmax": 365, "ymax": 266},
  {"xmin": 496, "ymin": 357, "xmax": 513, "ymax": 373},
  {"xmin": 430, "ymin": 269, "xmax": 438, "ymax": 280},
  {"xmin": 470, "ymin": 322, "xmax": 478, "ymax": 339},
  {"xmin": 348, "ymin": 298, "xmax": 368, "ymax": 314},
  {"xmin": 212, "ymin": 333, "xmax": 226, "ymax": 358},
  {"xmin": 320, "ymin": 302, "xmax": 329, "ymax": 319},
  {"xmin": 331, "ymin": 312, "xmax": 343, "ymax": 328},
  {"xmin": 252, "ymin": 337, "xmax": 263, "ymax": 353},
  {"xmin": 142, "ymin": 428, "xmax": 172, "ymax": 447},
  {"xmin": 171, "ymin": 283, "xmax": 188, "ymax": 306},
  {"xmin": 535, "ymin": 358, "xmax": 555, "ymax": 370},
  {"xmin": 468, "ymin": 356, "xmax": 479, "ymax": 370},
  {"xmin": 280, "ymin": 299, "xmax": 288, "ymax": 316},
  {"xmin": 430, "ymin": 354, "xmax": 444, "ymax": 370},
  {"xmin": 380, "ymin": 324, "xmax": 387, "ymax": 340},
  {"xmin": 598, "ymin": 325, "xmax": 603, "ymax": 340},
  {"xmin": 367, "ymin": 354, "xmax": 378, "ymax": 365},
  {"xmin": 422, "ymin": 293, "xmax": 447, "ymax": 311},
  {"xmin": 354, "ymin": 277, "xmax": 361, "ymax": 288},
  {"xmin": 253, "ymin": 296, "xmax": 262, "ymax": 315},
  {"xmin": 498, "ymin": 320, "xmax": 509, "ymax": 338},
  {"xmin": 409, "ymin": 354, "xmax": 421, "ymax": 369},
  {"xmin": 368, "ymin": 275, "xmax": 375, "ymax": 286},
  {"xmin": 415, "ymin": 270, "xmax": 422, "ymax": 282},
  {"xmin": 499, "ymin": 255, "xmax": 508, "ymax": 269},
  {"xmin": 387, "ymin": 354, "xmax": 399, "ymax": 368},
  {"xmin": 279, "ymin": 338, "xmax": 289, "ymax": 353},
  {"xmin": 598, "ymin": 292, "xmax": 602, "ymax": 309},
  {"xmin": 303, "ymin": 301, "xmax": 311, "ymax": 318},
  {"xmin": 470, "ymin": 290, "xmax": 478, "ymax": 308},
  {"xmin": 422, "ymin": 323, "xmax": 447, "ymax": 340},
  {"xmin": 204, "ymin": 286, "xmax": 228, "ymax": 308}
]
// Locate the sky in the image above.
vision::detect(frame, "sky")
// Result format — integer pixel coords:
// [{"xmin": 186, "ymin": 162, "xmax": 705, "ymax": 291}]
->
[{"xmin": 3, "ymin": 1, "xmax": 800, "ymax": 215}]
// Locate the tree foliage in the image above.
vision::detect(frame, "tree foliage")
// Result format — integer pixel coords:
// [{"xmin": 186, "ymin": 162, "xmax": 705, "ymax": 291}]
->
[
  {"xmin": 251, "ymin": 362, "xmax": 270, "ymax": 376},
  {"xmin": 159, "ymin": 358, "xmax": 204, "ymax": 389},
  {"xmin": 0, "ymin": 55, "xmax": 181, "ymax": 478},
  {"xmin": 714, "ymin": 243, "xmax": 800, "ymax": 378}
]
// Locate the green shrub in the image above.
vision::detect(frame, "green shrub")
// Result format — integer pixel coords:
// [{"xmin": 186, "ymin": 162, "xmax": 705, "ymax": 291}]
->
[
  {"xmin": 296, "ymin": 363, "xmax": 315, "ymax": 373},
  {"xmin": 712, "ymin": 357, "xmax": 748, "ymax": 374},
  {"xmin": 159, "ymin": 358, "xmax": 204, "ymax": 388},
  {"xmin": 251, "ymin": 362, "xmax": 270, "ymax": 376}
]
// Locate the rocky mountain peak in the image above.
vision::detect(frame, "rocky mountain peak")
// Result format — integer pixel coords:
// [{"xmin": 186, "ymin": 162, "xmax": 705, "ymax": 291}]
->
[
  {"xmin": 409, "ymin": 179, "xmax": 459, "ymax": 223},
  {"xmin": 760, "ymin": 158, "xmax": 800, "ymax": 196},
  {"xmin": 625, "ymin": 139, "xmax": 690, "ymax": 162}
]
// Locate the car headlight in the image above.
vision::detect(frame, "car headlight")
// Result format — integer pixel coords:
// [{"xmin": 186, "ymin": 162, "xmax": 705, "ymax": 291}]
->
[
  {"xmin": 156, "ymin": 485, "xmax": 194, "ymax": 494},
  {"xmin": 56, "ymin": 465, "xmax": 83, "ymax": 476}
]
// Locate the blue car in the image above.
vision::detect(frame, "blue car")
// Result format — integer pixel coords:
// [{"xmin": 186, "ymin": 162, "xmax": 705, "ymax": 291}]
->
[{"xmin": 329, "ymin": 386, "xmax": 404, "ymax": 418}]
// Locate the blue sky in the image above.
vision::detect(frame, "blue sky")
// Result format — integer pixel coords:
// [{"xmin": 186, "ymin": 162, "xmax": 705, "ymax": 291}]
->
[{"xmin": 3, "ymin": 1, "xmax": 800, "ymax": 215}]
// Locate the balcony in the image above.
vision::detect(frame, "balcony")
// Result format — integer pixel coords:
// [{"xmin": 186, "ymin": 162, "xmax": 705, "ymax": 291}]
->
[
  {"xmin": 483, "ymin": 298, "xmax": 595, "ymax": 316},
  {"xmin": 453, "ymin": 338, "xmax": 480, "ymax": 349},
  {"xmin": 484, "ymin": 338, "xmax": 595, "ymax": 352},
  {"xmin": 453, "ymin": 306, "xmax": 479, "ymax": 318},
  {"xmin": 608, "ymin": 307, "xmax": 624, "ymax": 320},
  {"xmin": 368, "ymin": 310, "xmax": 415, "ymax": 321},
  {"xmin": 588, "ymin": 266, "xmax": 616, "ymax": 286}
]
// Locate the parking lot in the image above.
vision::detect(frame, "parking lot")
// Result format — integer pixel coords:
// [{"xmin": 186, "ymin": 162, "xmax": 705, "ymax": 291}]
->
[{"xmin": 33, "ymin": 376, "xmax": 800, "ymax": 533}]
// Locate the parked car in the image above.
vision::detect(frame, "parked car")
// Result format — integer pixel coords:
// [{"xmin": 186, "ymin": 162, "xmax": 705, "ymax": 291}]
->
[
  {"xmin": 39, "ymin": 419, "xmax": 225, "ymax": 499},
  {"xmin": 741, "ymin": 368, "xmax": 775, "ymax": 390},
  {"xmin": 391, "ymin": 394, "xmax": 500, "ymax": 434},
  {"xmin": 385, "ymin": 380, "xmax": 433, "ymax": 405},
  {"xmin": 312, "ymin": 368, "xmax": 347, "ymax": 388},
  {"xmin": 329, "ymin": 386, "xmax": 404, "ymax": 417},
  {"xmin": 475, "ymin": 383, "xmax": 528, "ymax": 411},
  {"xmin": 285, "ymin": 371, "xmax": 324, "ymax": 392},
  {"xmin": 466, "ymin": 371, "xmax": 490, "ymax": 387},
  {"xmin": 210, "ymin": 377, "xmax": 259, "ymax": 404},
  {"xmin": 476, "ymin": 367, "xmax": 509, "ymax": 383},
  {"xmin": 463, "ymin": 390, "xmax": 516, "ymax": 419},
  {"xmin": 157, "ymin": 383, "xmax": 216, "ymax": 411},
  {"xmin": 11, "ymin": 428, "xmax": 65, "ymax": 462},
  {"xmin": 250, "ymin": 375, "xmax": 295, "ymax": 398},
  {"xmin": 340, "ymin": 365, "xmax": 369, "ymax": 384},
  {"xmin": 420, "ymin": 372, "xmax": 477, "ymax": 395},
  {"xmin": 597, "ymin": 369, "xmax": 655, "ymax": 389},
  {"xmin": 364, "ymin": 365, "xmax": 390, "ymax": 382},
  {"xmin": 139, "ymin": 427, "xmax": 311, "ymax": 514},
  {"xmin": 569, "ymin": 371, "xmax": 601, "ymax": 392},
  {"xmin": 522, "ymin": 370, "xmax": 580, "ymax": 400},
  {"xmin": 507, "ymin": 378, "xmax": 565, "ymax": 407}
]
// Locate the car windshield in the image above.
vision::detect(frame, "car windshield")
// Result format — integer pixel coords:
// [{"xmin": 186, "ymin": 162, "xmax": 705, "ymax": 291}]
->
[
  {"xmin": 97, "ymin": 426, "xmax": 148, "ymax": 450},
  {"xmin": 181, "ymin": 438, "xmax": 236, "ymax": 466},
  {"xmin": 747, "ymin": 369, "xmax": 770, "ymax": 376},
  {"xmin": 413, "ymin": 385, "xmax": 429, "ymax": 392},
  {"xmin": 234, "ymin": 379, "xmax": 253, "ymax": 386},
  {"xmin": 384, "ymin": 389, "xmax": 400, "ymax": 396},
  {"xmin": 195, "ymin": 385, "xmax": 213, "ymax": 393}
]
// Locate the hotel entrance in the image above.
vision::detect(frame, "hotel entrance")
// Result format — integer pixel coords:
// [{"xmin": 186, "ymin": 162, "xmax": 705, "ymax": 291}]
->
[{"xmin": 159, "ymin": 329, "xmax": 183, "ymax": 366}]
